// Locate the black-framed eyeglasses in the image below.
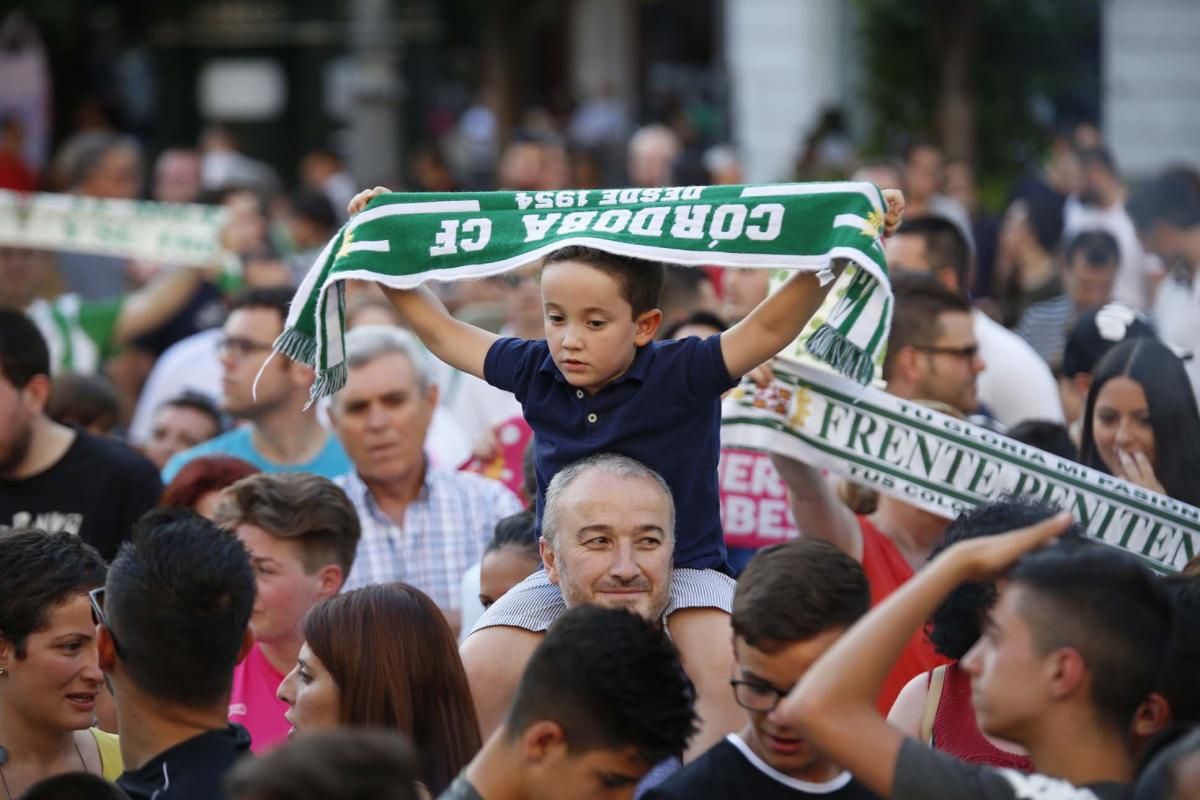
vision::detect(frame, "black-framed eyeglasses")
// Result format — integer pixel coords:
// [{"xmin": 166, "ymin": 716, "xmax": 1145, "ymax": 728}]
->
[
  {"xmin": 915, "ymin": 344, "xmax": 980, "ymax": 361},
  {"xmin": 730, "ymin": 678, "xmax": 791, "ymax": 713},
  {"xmin": 89, "ymin": 587, "xmax": 123, "ymax": 658},
  {"xmin": 215, "ymin": 336, "xmax": 275, "ymax": 359}
]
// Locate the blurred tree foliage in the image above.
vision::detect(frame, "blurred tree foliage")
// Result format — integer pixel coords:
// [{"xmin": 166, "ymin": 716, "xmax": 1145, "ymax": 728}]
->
[{"xmin": 855, "ymin": 0, "xmax": 1100, "ymax": 207}]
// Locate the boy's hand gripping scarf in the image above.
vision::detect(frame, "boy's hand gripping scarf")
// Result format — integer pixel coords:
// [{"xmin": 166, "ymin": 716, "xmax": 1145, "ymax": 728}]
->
[{"xmin": 278, "ymin": 182, "xmax": 893, "ymax": 402}]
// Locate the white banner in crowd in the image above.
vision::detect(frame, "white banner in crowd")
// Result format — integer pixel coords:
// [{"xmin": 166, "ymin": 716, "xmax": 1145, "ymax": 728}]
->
[
  {"xmin": 0, "ymin": 189, "xmax": 228, "ymax": 266},
  {"xmin": 722, "ymin": 359, "xmax": 1199, "ymax": 573}
]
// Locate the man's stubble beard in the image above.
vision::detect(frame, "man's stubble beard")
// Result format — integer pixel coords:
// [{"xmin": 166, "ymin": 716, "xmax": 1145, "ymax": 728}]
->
[
  {"xmin": 557, "ymin": 554, "xmax": 673, "ymax": 625},
  {"xmin": 0, "ymin": 416, "xmax": 34, "ymax": 478}
]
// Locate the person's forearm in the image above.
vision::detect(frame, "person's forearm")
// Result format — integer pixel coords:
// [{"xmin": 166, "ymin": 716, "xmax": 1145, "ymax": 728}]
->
[
  {"xmin": 781, "ymin": 551, "xmax": 968, "ymax": 723},
  {"xmin": 748, "ymin": 271, "xmax": 829, "ymax": 350},
  {"xmin": 769, "ymin": 452, "xmax": 857, "ymax": 553},
  {"xmin": 114, "ymin": 267, "xmax": 205, "ymax": 343},
  {"xmin": 382, "ymin": 285, "xmax": 495, "ymax": 377}
]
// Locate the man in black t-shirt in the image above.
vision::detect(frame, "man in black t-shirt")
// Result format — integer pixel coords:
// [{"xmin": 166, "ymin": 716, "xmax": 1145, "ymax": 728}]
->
[
  {"xmin": 0, "ymin": 309, "xmax": 161, "ymax": 561},
  {"xmin": 778, "ymin": 511, "xmax": 1175, "ymax": 800},
  {"xmin": 645, "ymin": 539, "xmax": 879, "ymax": 800}
]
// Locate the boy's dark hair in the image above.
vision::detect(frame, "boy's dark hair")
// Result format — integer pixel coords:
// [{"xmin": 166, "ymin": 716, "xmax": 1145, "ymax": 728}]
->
[
  {"xmin": 228, "ymin": 286, "xmax": 295, "ymax": 327},
  {"xmin": 928, "ymin": 496, "xmax": 1083, "ymax": 659},
  {"xmin": 733, "ymin": 539, "xmax": 869, "ymax": 652},
  {"xmin": 212, "ymin": 472, "xmax": 361, "ymax": 575},
  {"xmin": 892, "ymin": 216, "xmax": 971, "ymax": 289},
  {"xmin": 225, "ymin": 729, "xmax": 419, "ymax": 800},
  {"xmin": 0, "ymin": 529, "xmax": 107, "ymax": 658},
  {"xmin": 1009, "ymin": 539, "xmax": 1175, "ymax": 732},
  {"xmin": 47, "ymin": 372, "xmax": 121, "ymax": 433},
  {"xmin": 485, "ymin": 509, "xmax": 539, "ymax": 559},
  {"xmin": 1005, "ymin": 421, "xmax": 1079, "ymax": 463},
  {"xmin": 543, "ymin": 246, "xmax": 665, "ymax": 318},
  {"xmin": 1065, "ymin": 229, "xmax": 1119, "ymax": 269},
  {"xmin": 105, "ymin": 508, "xmax": 255, "ymax": 709},
  {"xmin": 505, "ymin": 606, "xmax": 698, "ymax": 764},
  {"xmin": 1160, "ymin": 575, "xmax": 1200, "ymax": 724},
  {"xmin": 19, "ymin": 771, "xmax": 132, "ymax": 800},
  {"xmin": 0, "ymin": 308, "xmax": 50, "ymax": 388},
  {"xmin": 884, "ymin": 272, "xmax": 972, "ymax": 380}
]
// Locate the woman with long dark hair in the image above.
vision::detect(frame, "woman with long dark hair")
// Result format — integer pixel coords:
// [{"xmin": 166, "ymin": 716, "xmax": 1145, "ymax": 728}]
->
[
  {"xmin": 276, "ymin": 583, "xmax": 481, "ymax": 796},
  {"xmin": 1079, "ymin": 338, "xmax": 1200, "ymax": 506}
]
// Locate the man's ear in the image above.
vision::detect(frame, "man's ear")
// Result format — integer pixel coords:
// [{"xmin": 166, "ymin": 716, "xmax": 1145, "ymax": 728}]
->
[
  {"xmin": 936, "ymin": 266, "xmax": 961, "ymax": 293},
  {"xmin": 1132, "ymin": 692, "xmax": 1172, "ymax": 740},
  {"xmin": 235, "ymin": 626, "xmax": 255, "ymax": 666},
  {"xmin": 634, "ymin": 309, "xmax": 663, "ymax": 346},
  {"xmin": 22, "ymin": 373, "xmax": 53, "ymax": 414},
  {"xmin": 522, "ymin": 720, "xmax": 569, "ymax": 764},
  {"xmin": 1046, "ymin": 647, "xmax": 1088, "ymax": 701},
  {"xmin": 0, "ymin": 635, "xmax": 13, "ymax": 674},
  {"xmin": 97, "ymin": 625, "xmax": 117, "ymax": 673},
  {"xmin": 425, "ymin": 383, "xmax": 440, "ymax": 409},
  {"xmin": 1073, "ymin": 372, "xmax": 1091, "ymax": 399},
  {"xmin": 316, "ymin": 563, "xmax": 345, "ymax": 599},
  {"xmin": 540, "ymin": 537, "xmax": 560, "ymax": 586}
]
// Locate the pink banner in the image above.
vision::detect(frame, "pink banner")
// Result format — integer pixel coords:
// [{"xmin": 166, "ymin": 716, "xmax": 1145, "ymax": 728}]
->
[{"xmin": 719, "ymin": 447, "xmax": 799, "ymax": 549}]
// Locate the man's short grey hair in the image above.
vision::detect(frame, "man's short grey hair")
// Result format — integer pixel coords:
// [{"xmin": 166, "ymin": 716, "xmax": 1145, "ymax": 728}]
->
[
  {"xmin": 343, "ymin": 325, "xmax": 435, "ymax": 393},
  {"xmin": 58, "ymin": 131, "xmax": 142, "ymax": 189},
  {"xmin": 541, "ymin": 453, "xmax": 675, "ymax": 547}
]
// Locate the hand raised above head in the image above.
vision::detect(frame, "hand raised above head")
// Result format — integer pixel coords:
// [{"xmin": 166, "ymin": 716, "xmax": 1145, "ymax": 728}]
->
[
  {"xmin": 881, "ymin": 189, "xmax": 905, "ymax": 238},
  {"xmin": 947, "ymin": 511, "xmax": 1073, "ymax": 582},
  {"xmin": 347, "ymin": 186, "xmax": 391, "ymax": 217}
]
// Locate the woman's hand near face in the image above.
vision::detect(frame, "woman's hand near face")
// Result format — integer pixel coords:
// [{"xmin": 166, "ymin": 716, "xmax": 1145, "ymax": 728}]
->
[{"xmin": 1115, "ymin": 448, "xmax": 1167, "ymax": 496}]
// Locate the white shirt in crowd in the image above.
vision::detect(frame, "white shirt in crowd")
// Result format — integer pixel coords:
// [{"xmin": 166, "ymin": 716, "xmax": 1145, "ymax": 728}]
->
[
  {"xmin": 1152, "ymin": 270, "xmax": 1200, "ymax": 402},
  {"xmin": 974, "ymin": 309, "xmax": 1065, "ymax": 427}
]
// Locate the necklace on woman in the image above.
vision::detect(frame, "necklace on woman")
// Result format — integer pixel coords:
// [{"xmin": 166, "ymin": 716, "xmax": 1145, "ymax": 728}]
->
[{"xmin": 0, "ymin": 738, "xmax": 88, "ymax": 800}]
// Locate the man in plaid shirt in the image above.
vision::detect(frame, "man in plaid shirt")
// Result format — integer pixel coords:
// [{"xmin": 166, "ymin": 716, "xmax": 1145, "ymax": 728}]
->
[{"xmin": 329, "ymin": 325, "xmax": 522, "ymax": 636}]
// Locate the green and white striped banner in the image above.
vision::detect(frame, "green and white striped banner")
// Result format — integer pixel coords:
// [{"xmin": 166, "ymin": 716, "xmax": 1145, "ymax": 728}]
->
[
  {"xmin": 279, "ymin": 183, "xmax": 894, "ymax": 401},
  {"xmin": 0, "ymin": 189, "xmax": 228, "ymax": 266},
  {"xmin": 722, "ymin": 359, "xmax": 1199, "ymax": 573}
]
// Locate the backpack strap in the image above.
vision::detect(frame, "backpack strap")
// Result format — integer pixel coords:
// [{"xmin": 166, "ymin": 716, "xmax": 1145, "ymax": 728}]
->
[{"xmin": 919, "ymin": 664, "xmax": 948, "ymax": 746}]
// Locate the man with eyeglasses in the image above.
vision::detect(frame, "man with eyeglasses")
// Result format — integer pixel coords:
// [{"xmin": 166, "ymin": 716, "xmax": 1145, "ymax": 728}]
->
[
  {"xmin": 645, "ymin": 539, "xmax": 878, "ymax": 800},
  {"xmin": 884, "ymin": 213, "xmax": 1065, "ymax": 428},
  {"xmin": 161, "ymin": 287, "xmax": 351, "ymax": 482},
  {"xmin": 882, "ymin": 272, "xmax": 985, "ymax": 416}
]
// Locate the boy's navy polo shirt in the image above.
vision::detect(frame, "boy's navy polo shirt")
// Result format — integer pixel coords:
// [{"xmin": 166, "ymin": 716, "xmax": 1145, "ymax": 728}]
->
[{"xmin": 484, "ymin": 333, "xmax": 737, "ymax": 573}]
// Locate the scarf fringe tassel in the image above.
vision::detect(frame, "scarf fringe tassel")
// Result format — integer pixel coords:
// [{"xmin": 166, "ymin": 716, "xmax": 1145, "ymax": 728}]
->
[{"xmin": 806, "ymin": 324, "xmax": 876, "ymax": 385}]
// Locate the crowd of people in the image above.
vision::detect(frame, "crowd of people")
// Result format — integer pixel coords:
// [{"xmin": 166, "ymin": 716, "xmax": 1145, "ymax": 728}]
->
[{"xmin": 0, "ymin": 105, "xmax": 1198, "ymax": 800}]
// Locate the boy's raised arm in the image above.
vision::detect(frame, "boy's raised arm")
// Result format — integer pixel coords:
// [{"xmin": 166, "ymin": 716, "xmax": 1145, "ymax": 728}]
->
[
  {"xmin": 718, "ymin": 270, "xmax": 833, "ymax": 380},
  {"xmin": 382, "ymin": 285, "xmax": 498, "ymax": 380},
  {"xmin": 347, "ymin": 186, "xmax": 499, "ymax": 379},
  {"xmin": 776, "ymin": 513, "xmax": 1071, "ymax": 797}
]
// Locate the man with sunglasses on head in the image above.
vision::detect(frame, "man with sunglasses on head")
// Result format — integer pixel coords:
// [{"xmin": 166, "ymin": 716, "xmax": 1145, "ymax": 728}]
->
[
  {"xmin": 161, "ymin": 287, "xmax": 351, "ymax": 483},
  {"xmin": 94, "ymin": 508, "xmax": 257, "ymax": 800},
  {"xmin": 645, "ymin": 538, "xmax": 878, "ymax": 800}
]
